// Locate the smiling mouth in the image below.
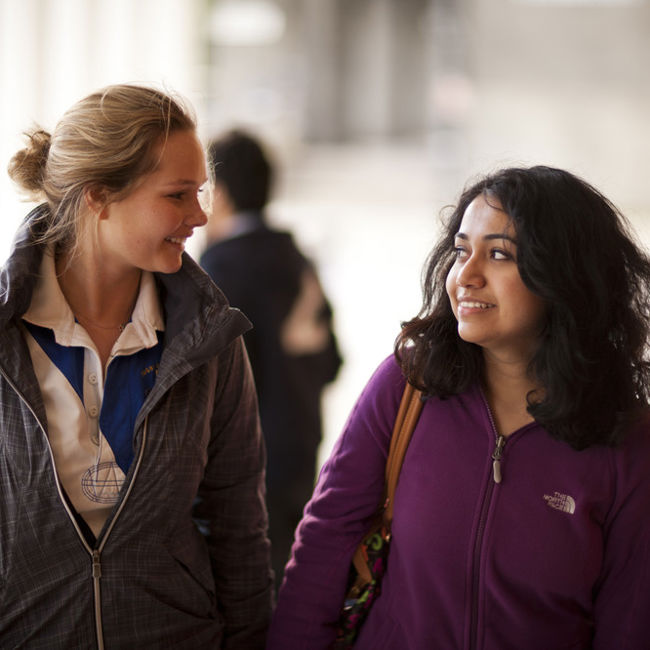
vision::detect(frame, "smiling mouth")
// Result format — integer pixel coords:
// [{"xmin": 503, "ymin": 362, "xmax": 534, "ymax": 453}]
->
[
  {"xmin": 458, "ymin": 300, "xmax": 494, "ymax": 309},
  {"xmin": 165, "ymin": 237, "xmax": 186, "ymax": 245}
]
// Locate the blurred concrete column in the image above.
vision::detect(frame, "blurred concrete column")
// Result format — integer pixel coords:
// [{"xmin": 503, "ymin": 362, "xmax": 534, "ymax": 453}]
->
[
  {"xmin": 340, "ymin": 0, "xmax": 393, "ymax": 138},
  {"xmin": 302, "ymin": 0, "xmax": 430, "ymax": 141},
  {"xmin": 302, "ymin": 0, "xmax": 344, "ymax": 141},
  {"xmin": 387, "ymin": 0, "xmax": 430, "ymax": 135}
]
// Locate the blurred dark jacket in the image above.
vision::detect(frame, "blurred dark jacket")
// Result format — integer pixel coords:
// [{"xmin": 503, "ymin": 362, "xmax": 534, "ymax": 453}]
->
[{"xmin": 200, "ymin": 213, "xmax": 342, "ymax": 584}]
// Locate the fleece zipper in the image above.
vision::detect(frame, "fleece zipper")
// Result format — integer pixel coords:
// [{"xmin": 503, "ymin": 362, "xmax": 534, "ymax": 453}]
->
[
  {"xmin": 468, "ymin": 394, "xmax": 507, "ymax": 650},
  {"xmin": 0, "ymin": 363, "xmax": 149, "ymax": 650}
]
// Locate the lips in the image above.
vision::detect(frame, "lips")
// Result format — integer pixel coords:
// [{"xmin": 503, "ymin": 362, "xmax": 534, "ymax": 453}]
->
[{"xmin": 458, "ymin": 299, "xmax": 494, "ymax": 309}]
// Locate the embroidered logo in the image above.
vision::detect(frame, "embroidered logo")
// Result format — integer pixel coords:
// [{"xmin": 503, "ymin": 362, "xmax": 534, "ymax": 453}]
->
[{"xmin": 543, "ymin": 491, "xmax": 576, "ymax": 514}]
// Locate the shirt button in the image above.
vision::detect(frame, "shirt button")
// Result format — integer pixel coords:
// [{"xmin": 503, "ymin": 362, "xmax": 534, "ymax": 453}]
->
[
  {"xmin": 88, "ymin": 405, "xmax": 99, "ymax": 418},
  {"xmin": 88, "ymin": 373, "xmax": 98, "ymax": 385}
]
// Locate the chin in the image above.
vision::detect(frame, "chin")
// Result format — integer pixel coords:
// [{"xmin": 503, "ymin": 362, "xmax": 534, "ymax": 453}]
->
[
  {"xmin": 166, "ymin": 261, "xmax": 183, "ymax": 274},
  {"xmin": 153, "ymin": 257, "xmax": 183, "ymax": 275},
  {"xmin": 457, "ymin": 327, "xmax": 482, "ymax": 345}
]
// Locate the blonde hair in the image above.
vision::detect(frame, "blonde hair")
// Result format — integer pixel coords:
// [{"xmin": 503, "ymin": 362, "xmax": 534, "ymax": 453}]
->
[{"xmin": 7, "ymin": 84, "xmax": 196, "ymax": 251}]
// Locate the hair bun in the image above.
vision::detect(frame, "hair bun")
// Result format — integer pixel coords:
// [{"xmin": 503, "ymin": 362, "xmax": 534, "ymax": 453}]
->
[{"xmin": 7, "ymin": 128, "xmax": 52, "ymax": 195}]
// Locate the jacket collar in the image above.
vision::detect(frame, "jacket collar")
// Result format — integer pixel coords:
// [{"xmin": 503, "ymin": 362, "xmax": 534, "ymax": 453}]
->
[
  {"xmin": 154, "ymin": 253, "xmax": 251, "ymax": 369},
  {"xmin": 0, "ymin": 204, "xmax": 49, "ymax": 325}
]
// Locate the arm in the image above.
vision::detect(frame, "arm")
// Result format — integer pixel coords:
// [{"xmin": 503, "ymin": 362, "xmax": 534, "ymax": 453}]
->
[
  {"xmin": 194, "ymin": 337, "xmax": 273, "ymax": 649},
  {"xmin": 280, "ymin": 266, "xmax": 342, "ymax": 387},
  {"xmin": 266, "ymin": 355, "xmax": 405, "ymax": 649},
  {"xmin": 592, "ymin": 420, "xmax": 650, "ymax": 649}
]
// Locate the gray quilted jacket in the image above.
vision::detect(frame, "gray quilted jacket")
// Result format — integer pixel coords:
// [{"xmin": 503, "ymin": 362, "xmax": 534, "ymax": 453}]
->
[{"xmin": 0, "ymin": 208, "xmax": 273, "ymax": 649}]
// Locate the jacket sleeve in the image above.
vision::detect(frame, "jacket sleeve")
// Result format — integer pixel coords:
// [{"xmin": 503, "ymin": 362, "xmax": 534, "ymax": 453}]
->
[
  {"xmin": 266, "ymin": 355, "xmax": 405, "ymax": 649},
  {"xmin": 592, "ymin": 420, "xmax": 650, "ymax": 649},
  {"xmin": 194, "ymin": 337, "xmax": 273, "ymax": 649}
]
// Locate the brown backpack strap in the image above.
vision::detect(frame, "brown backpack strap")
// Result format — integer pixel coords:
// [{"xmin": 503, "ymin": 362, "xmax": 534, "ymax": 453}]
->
[{"xmin": 383, "ymin": 382, "xmax": 424, "ymax": 526}]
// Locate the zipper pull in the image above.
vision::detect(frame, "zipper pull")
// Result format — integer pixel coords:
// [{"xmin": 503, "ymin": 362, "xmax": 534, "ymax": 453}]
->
[
  {"xmin": 92, "ymin": 550, "xmax": 102, "ymax": 579},
  {"xmin": 492, "ymin": 435, "xmax": 506, "ymax": 484}
]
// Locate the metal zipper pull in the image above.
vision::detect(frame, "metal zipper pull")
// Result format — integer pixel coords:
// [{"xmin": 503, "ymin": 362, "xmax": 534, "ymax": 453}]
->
[
  {"xmin": 492, "ymin": 435, "xmax": 506, "ymax": 484},
  {"xmin": 92, "ymin": 549, "xmax": 102, "ymax": 578}
]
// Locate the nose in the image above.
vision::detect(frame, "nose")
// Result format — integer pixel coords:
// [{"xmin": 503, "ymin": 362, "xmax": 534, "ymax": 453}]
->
[
  {"xmin": 186, "ymin": 196, "xmax": 209, "ymax": 228},
  {"xmin": 456, "ymin": 254, "xmax": 485, "ymax": 289}
]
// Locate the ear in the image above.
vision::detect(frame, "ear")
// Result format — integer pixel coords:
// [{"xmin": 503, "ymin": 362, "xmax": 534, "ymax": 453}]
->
[{"xmin": 84, "ymin": 186, "xmax": 109, "ymax": 219}]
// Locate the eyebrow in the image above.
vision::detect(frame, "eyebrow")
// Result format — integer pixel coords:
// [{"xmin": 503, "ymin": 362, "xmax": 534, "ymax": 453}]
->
[
  {"xmin": 163, "ymin": 179, "xmax": 208, "ymax": 187},
  {"xmin": 455, "ymin": 232, "xmax": 517, "ymax": 244}
]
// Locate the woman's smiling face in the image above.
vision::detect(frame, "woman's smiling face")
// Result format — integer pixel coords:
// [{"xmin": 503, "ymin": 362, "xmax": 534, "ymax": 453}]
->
[
  {"xmin": 445, "ymin": 193, "xmax": 546, "ymax": 364},
  {"xmin": 96, "ymin": 129, "xmax": 208, "ymax": 275}
]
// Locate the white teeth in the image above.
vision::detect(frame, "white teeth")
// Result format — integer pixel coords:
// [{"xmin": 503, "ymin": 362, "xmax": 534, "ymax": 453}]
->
[
  {"xmin": 459, "ymin": 300, "xmax": 492, "ymax": 309},
  {"xmin": 166, "ymin": 237, "xmax": 185, "ymax": 244}
]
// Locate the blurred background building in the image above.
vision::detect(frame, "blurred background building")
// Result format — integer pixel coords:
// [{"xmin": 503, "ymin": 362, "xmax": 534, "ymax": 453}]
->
[{"xmin": 1, "ymin": 0, "xmax": 649, "ymax": 463}]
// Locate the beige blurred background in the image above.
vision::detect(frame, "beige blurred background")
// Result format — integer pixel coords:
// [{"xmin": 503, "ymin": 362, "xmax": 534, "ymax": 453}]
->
[{"xmin": 1, "ymin": 0, "xmax": 649, "ymax": 465}]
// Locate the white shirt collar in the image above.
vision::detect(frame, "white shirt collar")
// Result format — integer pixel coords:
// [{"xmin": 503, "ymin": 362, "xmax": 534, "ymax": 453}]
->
[{"xmin": 23, "ymin": 248, "xmax": 165, "ymax": 353}]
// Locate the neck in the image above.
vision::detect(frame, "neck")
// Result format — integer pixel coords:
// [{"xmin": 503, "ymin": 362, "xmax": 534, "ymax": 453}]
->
[
  {"xmin": 55, "ymin": 247, "xmax": 141, "ymax": 327},
  {"xmin": 482, "ymin": 352, "xmax": 542, "ymax": 437}
]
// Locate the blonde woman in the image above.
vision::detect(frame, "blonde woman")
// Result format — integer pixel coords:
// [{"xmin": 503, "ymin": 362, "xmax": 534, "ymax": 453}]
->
[{"xmin": 2, "ymin": 85, "xmax": 272, "ymax": 648}]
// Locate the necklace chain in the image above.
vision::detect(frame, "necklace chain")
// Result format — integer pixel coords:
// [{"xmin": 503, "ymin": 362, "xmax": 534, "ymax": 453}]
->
[{"xmin": 75, "ymin": 312, "xmax": 128, "ymax": 332}]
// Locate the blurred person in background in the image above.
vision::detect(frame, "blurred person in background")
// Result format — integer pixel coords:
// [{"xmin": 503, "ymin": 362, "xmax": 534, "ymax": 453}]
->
[
  {"xmin": 200, "ymin": 129, "xmax": 342, "ymax": 588},
  {"xmin": 267, "ymin": 166, "xmax": 650, "ymax": 649},
  {"xmin": 2, "ymin": 84, "xmax": 272, "ymax": 648}
]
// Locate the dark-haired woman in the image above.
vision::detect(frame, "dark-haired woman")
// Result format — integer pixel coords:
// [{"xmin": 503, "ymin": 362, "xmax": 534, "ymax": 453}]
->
[
  {"xmin": 266, "ymin": 166, "xmax": 650, "ymax": 649},
  {"xmin": 1, "ymin": 85, "xmax": 272, "ymax": 648}
]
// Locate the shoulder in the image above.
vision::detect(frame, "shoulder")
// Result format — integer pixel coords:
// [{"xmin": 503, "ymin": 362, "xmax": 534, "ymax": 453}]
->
[
  {"xmin": 612, "ymin": 411, "xmax": 650, "ymax": 474},
  {"xmin": 341, "ymin": 355, "xmax": 407, "ymax": 444},
  {"xmin": 594, "ymin": 411, "xmax": 650, "ymax": 530},
  {"xmin": 307, "ymin": 356, "xmax": 408, "ymax": 506},
  {"xmin": 365, "ymin": 353, "xmax": 407, "ymax": 396},
  {"xmin": 0, "ymin": 205, "xmax": 50, "ymax": 321}
]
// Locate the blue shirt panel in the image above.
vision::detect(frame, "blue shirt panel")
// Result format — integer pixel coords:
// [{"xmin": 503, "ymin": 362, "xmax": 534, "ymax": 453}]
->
[{"xmin": 24, "ymin": 321, "xmax": 163, "ymax": 472}]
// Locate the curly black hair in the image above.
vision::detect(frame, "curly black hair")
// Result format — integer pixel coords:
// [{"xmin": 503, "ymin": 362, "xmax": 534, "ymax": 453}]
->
[{"xmin": 396, "ymin": 165, "xmax": 650, "ymax": 449}]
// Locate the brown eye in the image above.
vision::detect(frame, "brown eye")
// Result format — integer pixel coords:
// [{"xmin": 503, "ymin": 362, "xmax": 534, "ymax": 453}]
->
[
  {"xmin": 491, "ymin": 248, "xmax": 511, "ymax": 260},
  {"xmin": 454, "ymin": 246, "xmax": 468, "ymax": 261}
]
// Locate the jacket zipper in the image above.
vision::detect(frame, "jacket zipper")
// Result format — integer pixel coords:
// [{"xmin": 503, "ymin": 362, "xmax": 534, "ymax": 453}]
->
[
  {"xmin": 0, "ymin": 363, "xmax": 149, "ymax": 650},
  {"xmin": 92, "ymin": 550, "xmax": 103, "ymax": 649},
  {"xmin": 491, "ymin": 434, "xmax": 506, "ymax": 484},
  {"xmin": 469, "ymin": 393, "xmax": 507, "ymax": 649},
  {"xmin": 90, "ymin": 417, "xmax": 149, "ymax": 650}
]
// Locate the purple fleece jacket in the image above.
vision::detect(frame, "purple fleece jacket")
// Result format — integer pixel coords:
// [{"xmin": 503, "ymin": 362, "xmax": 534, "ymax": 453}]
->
[{"xmin": 267, "ymin": 355, "xmax": 650, "ymax": 649}]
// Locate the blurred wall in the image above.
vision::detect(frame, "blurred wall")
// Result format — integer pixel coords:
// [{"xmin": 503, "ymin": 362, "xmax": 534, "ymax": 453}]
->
[{"xmin": 466, "ymin": 0, "xmax": 650, "ymax": 216}]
